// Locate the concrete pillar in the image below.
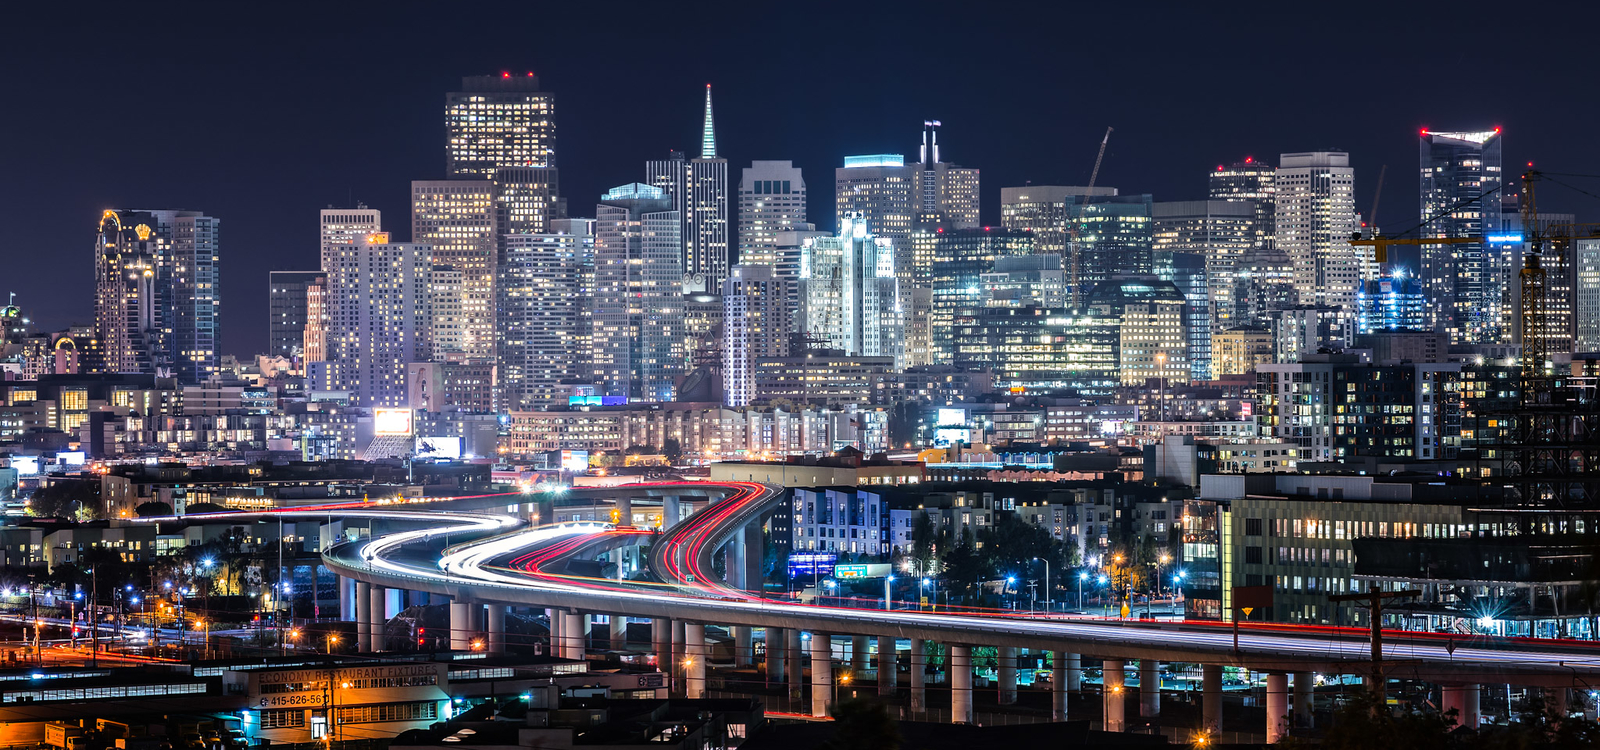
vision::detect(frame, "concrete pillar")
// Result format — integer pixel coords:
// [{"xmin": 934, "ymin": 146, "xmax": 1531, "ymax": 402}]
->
[
  {"xmin": 1139, "ymin": 659, "xmax": 1160, "ymax": 717},
  {"xmin": 354, "ymin": 581, "xmax": 371, "ymax": 651},
  {"xmin": 486, "ymin": 605, "xmax": 506, "ymax": 653},
  {"xmin": 563, "ymin": 611, "xmax": 585, "ymax": 660},
  {"xmin": 1103, "ymin": 660, "xmax": 1126, "ymax": 732},
  {"xmin": 877, "ymin": 636, "xmax": 895, "ymax": 696},
  {"xmin": 742, "ymin": 522, "xmax": 764, "ymax": 592},
  {"xmin": 547, "ymin": 608, "xmax": 561, "ymax": 655},
  {"xmin": 610, "ymin": 614, "xmax": 629, "ymax": 648},
  {"xmin": 786, "ymin": 628, "xmax": 803, "ymax": 702},
  {"xmin": 1266, "ymin": 673, "xmax": 1289, "ymax": 744},
  {"xmin": 616, "ymin": 496, "xmax": 632, "ymax": 526},
  {"xmin": 998, "ymin": 646, "xmax": 1018, "ymax": 705},
  {"xmin": 726, "ymin": 536, "xmax": 746, "ymax": 590},
  {"xmin": 1202, "ymin": 664, "xmax": 1223, "ymax": 732},
  {"xmin": 449, "ymin": 601, "xmax": 472, "ymax": 651},
  {"xmin": 733, "ymin": 626, "xmax": 752, "ymax": 667},
  {"xmin": 1442, "ymin": 684, "xmax": 1481, "ymax": 729},
  {"xmin": 1066, "ymin": 652, "xmax": 1082, "ymax": 692},
  {"xmin": 950, "ymin": 645, "xmax": 973, "ymax": 725},
  {"xmin": 909, "ymin": 638, "xmax": 926, "ymax": 713},
  {"xmin": 1293, "ymin": 671, "xmax": 1313, "ymax": 728},
  {"xmin": 671, "ymin": 620, "xmax": 686, "ymax": 694},
  {"xmin": 338, "ymin": 576, "xmax": 355, "ymax": 622},
  {"xmin": 653, "ymin": 618, "xmax": 671, "ymax": 671},
  {"xmin": 811, "ymin": 633, "xmax": 834, "ymax": 718},
  {"xmin": 684, "ymin": 623, "xmax": 706, "ymax": 699},
  {"xmin": 852, "ymin": 635, "xmax": 870, "ymax": 675},
  {"xmin": 766, "ymin": 628, "xmax": 786, "ymax": 683},
  {"xmin": 1051, "ymin": 650, "xmax": 1069, "ymax": 721},
  {"xmin": 663, "ymin": 496, "xmax": 681, "ymax": 531},
  {"xmin": 368, "ymin": 585, "xmax": 387, "ymax": 651}
]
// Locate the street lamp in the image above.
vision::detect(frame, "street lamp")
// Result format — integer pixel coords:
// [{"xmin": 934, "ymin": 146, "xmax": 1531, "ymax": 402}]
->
[
  {"xmin": 1096, "ymin": 574, "xmax": 1108, "ymax": 616},
  {"xmin": 1032, "ymin": 557, "xmax": 1052, "ymax": 613},
  {"xmin": 884, "ymin": 575, "xmax": 896, "ymax": 611},
  {"xmin": 326, "ymin": 634, "xmax": 339, "ymax": 654},
  {"xmin": 1078, "ymin": 571, "xmax": 1088, "ymax": 611}
]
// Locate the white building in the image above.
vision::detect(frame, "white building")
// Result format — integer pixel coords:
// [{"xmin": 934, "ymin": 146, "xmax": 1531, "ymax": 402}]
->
[
  {"xmin": 646, "ymin": 86, "xmax": 729, "ymax": 292},
  {"xmin": 1576, "ymin": 238, "xmax": 1600, "ymax": 353},
  {"xmin": 792, "ymin": 487, "xmax": 888, "ymax": 555},
  {"xmin": 500, "ymin": 229, "xmax": 592, "ymax": 409},
  {"xmin": 1275, "ymin": 152, "xmax": 1360, "ymax": 311},
  {"xmin": 723, "ymin": 265, "xmax": 794, "ymax": 407},
  {"xmin": 314, "ymin": 233, "xmax": 433, "ymax": 407},
  {"xmin": 591, "ymin": 184, "xmax": 683, "ymax": 402},
  {"xmin": 738, "ymin": 160, "xmax": 807, "ymax": 266},
  {"xmin": 319, "ymin": 206, "xmax": 382, "ymax": 270},
  {"xmin": 801, "ymin": 216, "xmax": 902, "ymax": 364}
]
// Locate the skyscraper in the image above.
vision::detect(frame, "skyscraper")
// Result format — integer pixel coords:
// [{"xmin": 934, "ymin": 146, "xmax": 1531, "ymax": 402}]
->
[
  {"xmin": 646, "ymin": 86, "xmax": 729, "ymax": 292},
  {"xmin": 446, "ymin": 73, "xmax": 556, "ymax": 178},
  {"xmin": 1065, "ymin": 194, "xmax": 1155, "ymax": 304},
  {"xmin": 927, "ymin": 226, "xmax": 1034, "ymax": 364},
  {"xmin": 319, "ymin": 206, "xmax": 382, "ymax": 270},
  {"xmin": 412, "ymin": 180, "xmax": 496, "ymax": 362},
  {"xmin": 313, "ymin": 232, "xmax": 433, "ymax": 407},
  {"xmin": 737, "ymin": 161, "xmax": 807, "ymax": 266},
  {"xmin": 499, "ymin": 228, "xmax": 591, "ymax": 409},
  {"xmin": 591, "ymin": 184, "xmax": 683, "ymax": 402},
  {"xmin": 1275, "ymin": 152, "xmax": 1359, "ymax": 311},
  {"xmin": 1419, "ymin": 128, "xmax": 1504, "ymax": 343},
  {"xmin": 800, "ymin": 216, "xmax": 902, "ymax": 364},
  {"xmin": 722, "ymin": 265, "xmax": 794, "ymax": 406},
  {"xmin": 836, "ymin": 122, "xmax": 979, "ymax": 242},
  {"xmin": 915, "ymin": 121, "xmax": 979, "ymax": 228},
  {"xmin": 269, "ymin": 271, "xmax": 323, "ymax": 359},
  {"xmin": 1153, "ymin": 200, "xmax": 1256, "ymax": 334},
  {"xmin": 1000, "ymin": 185, "xmax": 1117, "ymax": 257},
  {"xmin": 167, "ymin": 211, "xmax": 221, "ymax": 383},
  {"xmin": 1208, "ymin": 157, "xmax": 1276, "ymax": 247},
  {"xmin": 92, "ymin": 209, "xmax": 220, "ymax": 382}
]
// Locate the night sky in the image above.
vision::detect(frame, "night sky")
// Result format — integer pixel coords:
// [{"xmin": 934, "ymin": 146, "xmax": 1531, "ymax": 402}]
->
[{"xmin": 5, "ymin": 0, "xmax": 1598, "ymax": 358}]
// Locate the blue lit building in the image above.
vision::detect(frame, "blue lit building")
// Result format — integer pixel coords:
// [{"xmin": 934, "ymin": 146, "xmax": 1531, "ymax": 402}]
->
[{"xmin": 1356, "ymin": 269, "xmax": 1428, "ymax": 334}]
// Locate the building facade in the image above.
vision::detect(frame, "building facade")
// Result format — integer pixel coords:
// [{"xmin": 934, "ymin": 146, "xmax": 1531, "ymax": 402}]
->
[
  {"xmin": 591, "ymin": 184, "xmax": 683, "ymax": 402},
  {"xmin": 1275, "ymin": 152, "xmax": 1360, "ymax": 311},
  {"xmin": 737, "ymin": 160, "xmax": 807, "ymax": 267},
  {"xmin": 1420, "ymin": 129, "xmax": 1504, "ymax": 343}
]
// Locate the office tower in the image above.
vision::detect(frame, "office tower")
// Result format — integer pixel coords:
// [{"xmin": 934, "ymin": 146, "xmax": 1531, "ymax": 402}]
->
[
  {"xmin": 952, "ymin": 306, "xmax": 1119, "ymax": 394},
  {"xmin": 94, "ymin": 210, "xmax": 167, "ymax": 375},
  {"xmin": 1501, "ymin": 196, "xmax": 1576, "ymax": 350},
  {"xmin": 429, "ymin": 265, "xmax": 464, "ymax": 359},
  {"xmin": 446, "ymin": 73, "xmax": 556, "ymax": 178},
  {"xmin": 167, "ymin": 212, "xmax": 221, "ymax": 383},
  {"xmin": 982, "ymin": 255, "xmax": 1067, "ymax": 308},
  {"xmin": 494, "ymin": 167, "xmax": 562, "ymax": 236},
  {"xmin": 1209, "ymin": 157, "xmax": 1276, "ymax": 247},
  {"xmin": 1420, "ymin": 129, "xmax": 1504, "ymax": 343},
  {"xmin": 737, "ymin": 161, "xmax": 807, "ymax": 266},
  {"xmin": 319, "ymin": 205, "xmax": 382, "ymax": 270},
  {"xmin": 303, "ymin": 279, "xmax": 326, "ymax": 365},
  {"xmin": 1231, "ymin": 243, "xmax": 1296, "ymax": 326},
  {"xmin": 1579, "ymin": 239, "xmax": 1600, "ymax": 353},
  {"xmin": 412, "ymin": 180, "xmax": 496, "ymax": 362},
  {"xmin": 774, "ymin": 225, "xmax": 828, "ymax": 332},
  {"xmin": 1356, "ymin": 270, "xmax": 1428, "ymax": 334},
  {"xmin": 646, "ymin": 86, "xmax": 729, "ymax": 291},
  {"xmin": 1086, "ymin": 278, "xmax": 1190, "ymax": 386},
  {"xmin": 1165, "ymin": 252, "xmax": 1210, "ymax": 382},
  {"xmin": 1211, "ymin": 327, "xmax": 1274, "ymax": 379},
  {"xmin": 927, "ymin": 226, "xmax": 1034, "ymax": 364},
  {"xmin": 1000, "ymin": 185, "xmax": 1117, "ymax": 257},
  {"xmin": 1275, "ymin": 152, "xmax": 1359, "ymax": 310},
  {"xmin": 837, "ymin": 122, "xmax": 980, "ymax": 242},
  {"xmin": 1064, "ymin": 194, "xmax": 1155, "ymax": 304},
  {"xmin": 268, "ymin": 271, "xmax": 324, "ymax": 358},
  {"xmin": 1271, "ymin": 305, "xmax": 1351, "ymax": 363},
  {"xmin": 553, "ymin": 217, "xmax": 599, "ymax": 360},
  {"xmin": 722, "ymin": 265, "xmax": 794, "ymax": 406},
  {"xmin": 591, "ymin": 184, "xmax": 683, "ymax": 402},
  {"xmin": 1153, "ymin": 200, "xmax": 1255, "ymax": 333},
  {"xmin": 915, "ymin": 121, "xmax": 980, "ymax": 228},
  {"xmin": 314, "ymin": 233, "xmax": 433, "ymax": 407},
  {"xmin": 499, "ymin": 229, "xmax": 590, "ymax": 409},
  {"xmin": 800, "ymin": 216, "xmax": 901, "ymax": 363}
]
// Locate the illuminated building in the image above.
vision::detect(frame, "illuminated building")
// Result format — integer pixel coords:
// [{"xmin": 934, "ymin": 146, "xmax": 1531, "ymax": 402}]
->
[
  {"xmin": 302, "ymin": 278, "xmax": 326, "ymax": 365},
  {"xmin": 800, "ymin": 216, "xmax": 902, "ymax": 364},
  {"xmin": 1163, "ymin": 251, "xmax": 1211, "ymax": 381},
  {"xmin": 723, "ymin": 265, "xmax": 794, "ymax": 407},
  {"xmin": 446, "ymin": 73, "xmax": 555, "ymax": 178},
  {"xmin": 1212, "ymin": 326, "xmax": 1274, "ymax": 378},
  {"xmin": 951, "ymin": 306, "xmax": 1118, "ymax": 394},
  {"xmin": 1231, "ymin": 242, "xmax": 1296, "ymax": 326},
  {"xmin": 926, "ymin": 226, "xmax": 1033, "ymax": 364},
  {"xmin": 1419, "ymin": 129, "xmax": 1503, "ymax": 343},
  {"xmin": 1086, "ymin": 278, "xmax": 1189, "ymax": 386},
  {"xmin": 411, "ymin": 180, "xmax": 496, "ymax": 362},
  {"xmin": 914, "ymin": 121, "xmax": 979, "ymax": 228},
  {"xmin": 319, "ymin": 205, "xmax": 381, "ymax": 270},
  {"xmin": 1275, "ymin": 152, "xmax": 1360, "ymax": 311},
  {"xmin": 312, "ymin": 233, "xmax": 433, "ymax": 407},
  {"xmin": 591, "ymin": 183, "xmax": 683, "ymax": 403},
  {"xmin": 1270, "ymin": 305, "xmax": 1351, "ymax": 364},
  {"xmin": 499, "ymin": 229, "xmax": 591, "ymax": 409},
  {"xmin": 646, "ymin": 86, "xmax": 729, "ymax": 291},
  {"xmin": 1064, "ymin": 194, "xmax": 1154, "ymax": 304},
  {"xmin": 167, "ymin": 212, "xmax": 221, "ymax": 383},
  {"xmin": 999, "ymin": 185, "xmax": 1116, "ymax": 257},
  {"xmin": 494, "ymin": 166, "xmax": 562, "ymax": 235},
  {"xmin": 1356, "ymin": 269, "xmax": 1428, "ymax": 334},
  {"xmin": 1500, "ymin": 198, "xmax": 1575, "ymax": 351},
  {"xmin": 93, "ymin": 209, "xmax": 220, "ymax": 383},
  {"xmin": 1153, "ymin": 200, "xmax": 1254, "ymax": 333},
  {"xmin": 1577, "ymin": 238, "xmax": 1600, "ymax": 352},
  {"xmin": 268, "ymin": 271, "xmax": 323, "ymax": 360},
  {"xmin": 737, "ymin": 160, "xmax": 806, "ymax": 266},
  {"xmin": 981, "ymin": 254, "xmax": 1067, "ymax": 308},
  {"xmin": 1208, "ymin": 157, "xmax": 1276, "ymax": 247},
  {"xmin": 753, "ymin": 352, "xmax": 894, "ymax": 407},
  {"xmin": 428, "ymin": 265, "xmax": 464, "ymax": 359},
  {"xmin": 836, "ymin": 121, "xmax": 979, "ymax": 244}
]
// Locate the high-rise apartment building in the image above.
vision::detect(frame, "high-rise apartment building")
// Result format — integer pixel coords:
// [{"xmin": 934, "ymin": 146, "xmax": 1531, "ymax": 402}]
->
[
  {"xmin": 1208, "ymin": 157, "xmax": 1276, "ymax": 247},
  {"xmin": 722, "ymin": 265, "xmax": 794, "ymax": 407},
  {"xmin": 646, "ymin": 86, "xmax": 729, "ymax": 292},
  {"xmin": 1578, "ymin": 238, "xmax": 1600, "ymax": 353},
  {"xmin": 446, "ymin": 73, "xmax": 556, "ymax": 178},
  {"xmin": 268, "ymin": 271, "xmax": 323, "ymax": 359},
  {"xmin": 92, "ymin": 209, "xmax": 220, "ymax": 383},
  {"xmin": 1153, "ymin": 200, "xmax": 1255, "ymax": 333},
  {"xmin": 499, "ymin": 229, "xmax": 591, "ymax": 409},
  {"xmin": 1000, "ymin": 185, "xmax": 1117, "ymax": 257},
  {"xmin": 591, "ymin": 184, "xmax": 683, "ymax": 402},
  {"xmin": 412, "ymin": 180, "xmax": 496, "ymax": 362},
  {"xmin": 1419, "ymin": 129, "xmax": 1504, "ymax": 343},
  {"xmin": 1275, "ymin": 152, "xmax": 1359, "ymax": 311},
  {"xmin": 800, "ymin": 216, "xmax": 902, "ymax": 364},
  {"xmin": 737, "ymin": 161, "xmax": 806, "ymax": 266},
  {"xmin": 167, "ymin": 212, "xmax": 221, "ymax": 383},
  {"xmin": 312, "ymin": 233, "xmax": 433, "ymax": 407}
]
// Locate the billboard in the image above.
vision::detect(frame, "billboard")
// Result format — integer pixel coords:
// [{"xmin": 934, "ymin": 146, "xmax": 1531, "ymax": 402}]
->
[
  {"xmin": 561, "ymin": 450, "xmax": 589, "ymax": 472},
  {"xmin": 373, "ymin": 408, "xmax": 414, "ymax": 436},
  {"xmin": 787, "ymin": 552, "xmax": 837, "ymax": 579},
  {"xmin": 414, "ymin": 436, "xmax": 462, "ymax": 460},
  {"xmin": 56, "ymin": 451, "xmax": 86, "ymax": 467},
  {"xmin": 10, "ymin": 457, "xmax": 39, "ymax": 476}
]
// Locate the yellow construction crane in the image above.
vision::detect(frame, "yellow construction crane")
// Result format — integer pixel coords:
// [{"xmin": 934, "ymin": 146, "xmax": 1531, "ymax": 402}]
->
[{"xmin": 1347, "ymin": 234, "xmax": 1478, "ymax": 264}]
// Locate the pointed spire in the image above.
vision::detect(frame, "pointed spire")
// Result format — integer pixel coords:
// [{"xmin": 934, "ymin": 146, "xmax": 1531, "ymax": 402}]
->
[{"xmin": 700, "ymin": 84, "xmax": 716, "ymax": 159}]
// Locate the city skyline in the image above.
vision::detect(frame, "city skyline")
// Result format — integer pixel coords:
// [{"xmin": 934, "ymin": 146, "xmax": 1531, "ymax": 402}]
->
[{"xmin": 4, "ymin": 1, "xmax": 1593, "ymax": 356}]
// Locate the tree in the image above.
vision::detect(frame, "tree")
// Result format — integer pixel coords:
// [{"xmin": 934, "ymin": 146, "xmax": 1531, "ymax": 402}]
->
[
  {"xmin": 910, "ymin": 513, "xmax": 937, "ymax": 574},
  {"xmin": 939, "ymin": 527, "xmax": 986, "ymax": 598},
  {"xmin": 826, "ymin": 698, "xmax": 900, "ymax": 750},
  {"xmin": 135, "ymin": 501, "xmax": 173, "ymax": 517},
  {"xmin": 29, "ymin": 480, "xmax": 101, "ymax": 519},
  {"xmin": 661, "ymin": 438, "xmax": 682, "ymax": 463}
]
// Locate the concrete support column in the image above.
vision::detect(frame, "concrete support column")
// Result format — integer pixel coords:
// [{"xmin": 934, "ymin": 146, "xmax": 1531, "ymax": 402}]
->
[
  {"xmin": 671, "ymin": 620, "xmax": 687, "ymax": 694},
  {"xmin": 610, "ymin": 614, "xmax": 629, "ymax": 648},
  {"xmin": 1293, "ymin": 671, "xmax": 1313, "ymax": 728},
  {"xmin": 852, "ymin": 635, "xmax": 870, "ymax": 675},
  {"xmin": 766, "ymin": 628, "xmax": 786, "ymax": 683},
  {"xmin": 1066, "ymin": 652, "xmax": 1082, "ymax": 692},
  {"xmin": 733, "ymin": 626, "xmax": 752, "ymax": 667},
  {"xmin": 562, "ymin": 612, "xmax": 586, "ymax": 660},
  {"xmin": 877, "ymin": 636, "xmax": 895, "ymax": 696},
  {"xmin": 1051, "ymin": 650, "xmax": 1069, "ymax": 721},
  {"xmin": 368, "ymin": 585, "xmax": 387, "ymax": 651},
  {"xmin": 909, "ymin": 638, "xmax": 926, "ymax": 713},
  {"xmin": 1103, "ymin": 660, "xmax": 1126, "ymax": 732},
  {"xmin": 725, "ymin": 536, "xmax": 746, "ymax": 590},
  {"xmin": 547, "ymin": 608, "xmax": 561, "ymax": 655},
  {"xmin": 1202, "ymin": 664, "xmax": 1223, "ymax": 733},
  {"xmin": 1442, "ymin": 684, "xmax": 1481, "ymax": 729},
  {"xmin": 616, "ymin": 496, "xmax": 632, "ymax": 526},
  {"xmin": 950, "ymin": 645, "xmax": 973, "ymax": 725},
  {"xmin": 663, "ymin": 496, "xmax": 681, "ymax": 531},
  {"xmin": 1265, "ymin": 673, "xmax": 1289, "ymax": 744},
  {"xmin": 1139, "ymin": 660, "xmax": 1160, "ymax": 717},
  {"xmin": 652, "ymin": 617, "xmax": 671, "ymax": 671},
  {"xmin": 339, "ymin": 576, "xmax": 355, "ymax": 622},
  {"xmin": 684, "ymin": 623, "xmax": 706, "ymax": 699},
  {"xmin": 449, "ymin": 601, "xmax": 472, "ymax": 651},
  {"xmin": 998, "ymin": 646, "xmax": 1018, "ymax": 705},
  {"xmin": 742, "ymin": 522, "xmax": 764, "ymax": 592},
  {"xmin": 810, "ymin": 633, "xmax": 834, "ymax": 718},
  {"xmin": 786, "ymin": 628, "xmax": 803, "ymax": 701},
  {"xmin": 486, "ymin": 605, "xmax": 506, "ymax": 652},
  {"xmin": 354, "ymin": 581, "xmax": 371, "ymax": 652}
]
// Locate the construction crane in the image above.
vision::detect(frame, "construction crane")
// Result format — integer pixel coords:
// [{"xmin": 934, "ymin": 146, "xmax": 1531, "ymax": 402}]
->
[{"xmin": 1067, "ymin": 126, "xmax": 1113, "ymax": 307}]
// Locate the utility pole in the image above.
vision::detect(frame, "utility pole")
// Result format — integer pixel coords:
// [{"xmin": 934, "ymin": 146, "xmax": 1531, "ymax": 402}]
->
[{"xmin": 1329, "ymin": 584, "xmax": 1421, "ymax": 705}]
